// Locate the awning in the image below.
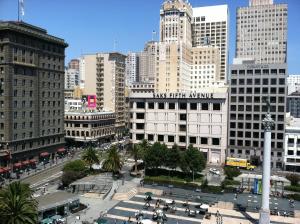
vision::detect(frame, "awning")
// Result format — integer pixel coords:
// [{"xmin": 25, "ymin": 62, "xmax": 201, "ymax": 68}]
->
[
  {"xmin": 57, "ymin": 148, "xmax": 66, "ymax": 153},
  {"xmin": 40, "ymin": 152, "xmax": 50, "ymax": 157},
  {"xmin": 2, "ymin": 167, "xmax": 10, "ymax": 172},
  {"xmin": 0, "ymin": 168, "xmax": 5, "ymax": 174},
  {"xmin": 22, "ymin": 160, "xmax": 30, "ymax": 165},
  {"xmin": 29, "ymin": 159, "xmax": 37, "ymax": 164},
  {"xmin": 13, "ymin": 162, "xmax": 22, "ymax": 168}
]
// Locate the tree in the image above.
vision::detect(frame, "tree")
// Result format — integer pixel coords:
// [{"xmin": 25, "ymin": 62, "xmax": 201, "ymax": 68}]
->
[
  {"xmin": 0, "ymin": 182, "xmax": 38, "ymax": 224},
  {"xmin": 224, "ymin": 166, "xmax": 241, "ymax": 180},
  {"xmin": 180, "ymin": 144, "xmax": 206, "ymax": 181},
  {"xmin": 144, "ymin": 142, "xmax": 166, "ymax": 170},
  {"xmin": 63, "ymin": 160, "xmax": 87, "ymax": 173},
  {"xmin": 103, "ymin": 145, "xmax": 123, "ymax": 174},
  {"xmin": 286, "ymin": 174, "xmax": 300, "ymax": 186},
  {"xmin": 165, "ymin": 144, "xmax": 181, "ymax": 171},
  {"xmin": 139, "ymin": 139, "xmax": 150, "ymax": 152},
  {"xmin": 81, "ymin": 147, "xmax": 100, "ymax": 171},
  {"xmin": 131, "ymin": 144, "xmax": 143, "ymax": 173}
]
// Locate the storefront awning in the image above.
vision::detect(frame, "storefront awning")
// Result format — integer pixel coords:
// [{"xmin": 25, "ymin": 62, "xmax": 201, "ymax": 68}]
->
[
  {"xmin": 29, "ymin": 159, "xmax": 37, "ymax": 164},
  {"xmin": 13, "ymin": 162, "xmax": 22, "ymax": 168},
  {"xmin": 22, "ymin": 160, "xmax": 30, "ymax": 165},
  {"xmin": 57, "ymin": 148, "xmax": 66, "ymax": 153},
  {"xmin": 40, "ymin": 152, "xmax": 50, "ymax": 157}
]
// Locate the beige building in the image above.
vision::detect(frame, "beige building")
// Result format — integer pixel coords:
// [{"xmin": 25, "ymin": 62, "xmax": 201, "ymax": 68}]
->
[
  {"xmin": 191, "ymin": 46, "xmax": 220, "ymax": 90},
  {"xmin": 129, "ymin": 87, "xmax": 229, "ymax": 164},
  {"xmin": 65, "ymin": 110, "xmax": 115, "ymax": 143},
  {"xmin": 80, "ymin": 54, "xmax": 97, "ymax": 95},
  {"xmin": 96, "ymin": 53, "xmax": 126, "ymax": 135},
  {"xmin": 139, "ymin": 41, "xmax": 159, "ymax": 83}
]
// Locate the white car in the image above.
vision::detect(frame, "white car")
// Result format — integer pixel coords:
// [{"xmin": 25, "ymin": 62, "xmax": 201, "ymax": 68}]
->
[{"xmin": 209, "ymin": 168, "xmax": 220, "ymax": 175}]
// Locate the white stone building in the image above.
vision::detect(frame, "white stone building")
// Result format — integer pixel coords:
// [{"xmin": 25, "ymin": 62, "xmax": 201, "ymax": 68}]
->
[{"xmin": 129, "ymin": 88, "xmax": 228, "ymax": 165}]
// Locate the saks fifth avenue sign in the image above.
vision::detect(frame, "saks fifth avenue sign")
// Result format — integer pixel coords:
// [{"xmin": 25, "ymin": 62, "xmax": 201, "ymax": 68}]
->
[{"xmin": 153, "ymin": 92, "xmax": 214, "ymax": 99}]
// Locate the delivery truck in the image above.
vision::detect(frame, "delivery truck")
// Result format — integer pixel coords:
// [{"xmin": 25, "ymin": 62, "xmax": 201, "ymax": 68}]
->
[{"xmin": 226, "ymin": 157, "xmax": 256, "ymax": 170}]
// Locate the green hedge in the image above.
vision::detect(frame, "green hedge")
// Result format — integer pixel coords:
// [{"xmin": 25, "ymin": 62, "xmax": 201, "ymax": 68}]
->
[
  {"xmin": 146, "ymin": 168, "xmax": 203, "ymax": 182},
  {"xmin": 222, "ymin": 179, "xmax": 241, "ymax": 186},
  {"xmin": 284, "ymin": 185, "xmax": 300, "ymax": 193},
  {"xmin": 144, "ymin": 176, "xmax": 200, "ymax": 188},
  {"xmin": 287, "ymin": 193, "xmax": 300, "ymax": 201},
  {"xmin": 201, "ymin": 185, "xmax": 223, "ymax": 194}
]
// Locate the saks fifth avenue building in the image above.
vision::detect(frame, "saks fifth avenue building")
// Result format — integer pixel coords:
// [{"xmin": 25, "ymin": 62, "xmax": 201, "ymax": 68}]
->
[{"xmin": 129, "ymin": 88, "xmax": 228, "ymax": 165}]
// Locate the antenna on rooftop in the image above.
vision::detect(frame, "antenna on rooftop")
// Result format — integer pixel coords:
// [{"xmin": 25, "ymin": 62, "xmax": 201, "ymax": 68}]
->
[
  {"xmin": 152, "ymin": 30, "xmax": 157, "ymax": 41},
  {"xmin": 113, "ymin": 39, "xmax": 118, "ymax": 52},
  {"xmin": 18, "ymin": 0, "xmax": 25, "ymax": 22}
]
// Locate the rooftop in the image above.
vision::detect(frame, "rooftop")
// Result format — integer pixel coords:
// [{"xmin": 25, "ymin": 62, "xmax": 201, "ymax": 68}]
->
[{"xmin": 65, "ymin": 110, "xmax": 114, "ymax": 116}]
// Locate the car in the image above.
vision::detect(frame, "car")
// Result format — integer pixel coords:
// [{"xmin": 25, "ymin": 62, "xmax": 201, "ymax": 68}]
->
[{"xmin": 209, "ymin": 168, "xmax": 220, "ymax": 175}]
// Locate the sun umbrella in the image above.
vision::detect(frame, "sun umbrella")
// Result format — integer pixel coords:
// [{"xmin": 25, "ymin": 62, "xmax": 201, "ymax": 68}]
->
[
  {"xmin": 200, "ymin": 204, "xmax": 209, "ymax": 209},
  {"xmin": 145, "ymin": 192, "xmax": 153, "ymax": 196},
  {"xmin": 97, "ymin": 218, "xmax": 107, "ymax": 224},
  {"xmin": 41, "ymin": 218, "xmax": 53, "ymax": 224}
]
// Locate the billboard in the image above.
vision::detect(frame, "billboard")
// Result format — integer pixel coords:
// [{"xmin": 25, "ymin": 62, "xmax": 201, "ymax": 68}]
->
[{"xmin": 87, "ymin": 95, "xmax": 96, "ymax": 108}]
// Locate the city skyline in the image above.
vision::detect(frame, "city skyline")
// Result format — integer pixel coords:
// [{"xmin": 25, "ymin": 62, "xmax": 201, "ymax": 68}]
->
[{"xmin": 1, "ymin": 0, "xmax": 299, "ymax": 74}]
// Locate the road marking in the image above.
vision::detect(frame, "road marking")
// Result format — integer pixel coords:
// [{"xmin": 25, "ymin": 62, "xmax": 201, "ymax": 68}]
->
[
  {"xmin": 107, "ymin": 214, "xmax": 156, "ymax": 223},
  {"xmin": 30, "ymin": 171, "xmax": 62, "ymax": 188},
  {"xmin": 114, "ymin": 206, "xmax": 202, "ymax": 223},
  {"xmin": 123, "ymin": 200, "xmax": 189, "ymax": 212}
]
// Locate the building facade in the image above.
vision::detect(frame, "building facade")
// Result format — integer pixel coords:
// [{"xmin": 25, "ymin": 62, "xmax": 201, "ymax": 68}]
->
[
  {"xmin": 0, "ymin": 21, "xmax": 67, "ymax": 165},
  {"xmin": 129, "ymin": 89, "xmax": 228, "ymax": 165},
  {"xmin": 65, "ymin": 111, "xmax": 115, "ymax": 143},
  {"xmin": 96, "ymin": 52, "xmax": 126, "ymax": 135},
  {"xmin": 287, "ymin": 91, "xmax": 300, "ymax": 118},
  {"xmin": 191, "ymin": 46, "xmax": 220, "ymax": 90},
  {"xmin": 228, "ymin": 62, "xmax": 287, "ymax": 168},
  {"xmin": 80, "ymin": 54, "xmax": 97, "ymax": 95},
  {"xmin": 68, "ymin": 59, "xmax": 79, "ymax": 70},
  {"xmin": 236, "ymin": 0, "xmax": 287, "ymax": 64},
  {"xmin": 192, "ymin": 5, "xmax": 229, "ymax": 81},
  {"xmin": 125, "ymin": 52, "xmax": 139, "ymax": 85},
  {"xmin": 65, "ymin": 99, "xmax": 83, "ymax": 111},
  {"xmin": 284, "ymin": 116, "xmax": 300, "ymax": 172},
  {"xmin": 65, "ymin": 68, "xmax": 79, "ymax": 90},
  {"xmin": 287, "ymin": 75, "xmax": 300, "ymax": 95},
  {"xmin": 139, "ymin": 41, "xmax": 159, "ymax": 83}
]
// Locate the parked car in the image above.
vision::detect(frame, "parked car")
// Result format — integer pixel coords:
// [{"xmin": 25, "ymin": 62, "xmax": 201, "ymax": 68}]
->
[{"xmin": 209, "ymin": 168, "xmax": 220, "ymax": 175}]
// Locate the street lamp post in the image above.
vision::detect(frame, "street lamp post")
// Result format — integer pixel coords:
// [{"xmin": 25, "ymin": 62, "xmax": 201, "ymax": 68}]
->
[{"xmin": 259, "ymin": 99, "xmax": 274, "ymax": 224}]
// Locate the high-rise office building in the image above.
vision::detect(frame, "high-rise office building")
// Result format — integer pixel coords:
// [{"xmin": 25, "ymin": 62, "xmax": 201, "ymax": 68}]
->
[
  {"xmin": 156, "ymin": 0, "xmax": 192, "ymax": 92},
  {"xmin": 192, "ymin": 5, "xmax": 229, "ymax": 82},
  {"xmin": 287, "ymin": 75, "xmax": 300, "ymax": 95},
  {"xmin": 0, "ymin": 21, "xmax": 67, "ymax": 166},
  {"xmin": 96, "ymin": 53, "xmax": 126, "ymax": 135},
  {"xmin": 125, "ymin": 52, "xmax": 139, "ymax": 85},
  {"xmin": 68, "ymin": 59, "xmax": 80, "ymax": 70},
  {"xmin": 65, "ymin": 68, "xmax": 79, "ymax": 90},
  {"xmin": 228, "ymin": 61, "xmax": 287, "ymax": 168},
  {"xmin": 228, "ymin": 0, "xmax": 288, "ymax": 169},
  {"xmin": 236, "ymin": 0, "xmax": 287, "ymax": 64},
  {"xmin": 139, "ymin": 41, "xmax": 159, "ymax": 83},
  {"xmin": 191, "ymin": 46, "xmax": 220, "ymax": 90}
]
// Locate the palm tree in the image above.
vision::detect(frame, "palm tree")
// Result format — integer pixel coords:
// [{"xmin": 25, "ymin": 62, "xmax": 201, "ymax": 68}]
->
[
  {"xmin": 131, "ymin": 144, "xmax": 142, "ymax": 173},
  {"xmin": 82, "ymin": 147, "xmax": 100, "ymax": 171},
  {"xmin": 0, "ymin": 181, "xmax": 37, "ymax": 224},
  {"xmin": 103, "ymin": 145, "xmax": 123, "ymax": 174}
]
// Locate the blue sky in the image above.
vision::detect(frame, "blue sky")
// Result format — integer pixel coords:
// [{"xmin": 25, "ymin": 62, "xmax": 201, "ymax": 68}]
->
[{"xmin": 0, "ymin": 0, "xmax": 299, "ymax": 74}]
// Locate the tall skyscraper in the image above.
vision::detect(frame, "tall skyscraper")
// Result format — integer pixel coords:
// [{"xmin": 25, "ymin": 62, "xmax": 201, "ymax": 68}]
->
[
  {"xmin": 156, "ymin": 0, "xmax": 192, "ymax": 92},
  {"xmin": 192, "ymin": 5, "xmax": 229, "ymax": 81},
  {"xmin": 0, "ymin": 21, "xmax": 67, "ymax": 166},
  {"xmin": 139, "ymin": 41, "xmax": 159, "ymax": 83},
  {"xmin": 236, "ymin": 0, "xmax": 287, "ymax": 64},
  {"xmin": 125, "ymin": 52, "xmax": 139, "ymax": 85},
  {"xmin": 96, "ymin": 53, "xmax": 126, "ymax": 135},
  {"xmin": 228, "ymin": 0, "xmax": 288, "ymax": 169}
]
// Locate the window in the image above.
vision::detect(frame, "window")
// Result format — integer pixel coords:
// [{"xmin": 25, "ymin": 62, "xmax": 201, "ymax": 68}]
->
[
  {"xmin": 148, "ymin": 134, "xmax": 154, "ymax": 141},
  {"xmin": 213, "ymin": 103, "xmax": 221, "ymax": 110},
  {"xmin": 179, "ymin": 125, "xmax": 186, "ymax": 132},
  {"xmin": 136, "ymin": 113, "xmax": 144, "ymax": 119},
  {"xmin": 179, "ymin": 114, "xmax": 186, "ymax": 121},
  {"xmin": 179, "ymin": 136, "xmax": 186, "ymax": 143},
  {"xmin": 136, "ymin": 134, "xmax": 144, "ymax": 140},
  {"xmin": 189, "ymin": 137, "xmax": 196, "ymax": 144},
  {"xmin": 190, "ymin": 103, "xmax": 197, "ymax": 110},
  {"xmin": 158, "ymin": 135, "xmax": 164, "ymax": 141},
  {"xmin": 179, "ymin": 103, "xmax": 187, "ymax": 110},
  {"xmin": 136, "ymin": 123, "xmax": 144, "ymax": 130},
  {"xmin": 202, "ymin": 103, "xmax": 208, "ymax": 110},
  {"xmin": 158, "ymin": 103, "xmax": 164, "ymax": 109},
  {"xmin": 136, "ymin": 102, "xmax": 145, "ymax": 109},
  {"xmin": 212, "ymin": 138, "xmax": 220, "ymax": 146},
  {"xmin": 201, "ymin": 137, "xmax": 208, "ymax": 144},
  {"xmin": 168, "ymin": 103, "xmax": 175, "ymax": 109},
  {"xmin": 168, "ymin": 135, "xmax": 174, "ymax": 142},
  {"xmin": 148, "ymin": 102, "xmax": 154, "ymax": 109}
]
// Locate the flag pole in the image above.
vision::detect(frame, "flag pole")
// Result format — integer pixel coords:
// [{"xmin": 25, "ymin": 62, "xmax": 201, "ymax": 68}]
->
[{"xmin": 18, "ymin": 0, "xmax": 20, "ymax": 21}]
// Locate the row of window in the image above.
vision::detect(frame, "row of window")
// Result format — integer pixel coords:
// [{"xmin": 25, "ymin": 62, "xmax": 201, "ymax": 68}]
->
[
  {"xmin": 132, "ymin": 102, "xmax": 221, "ymax": 111},
  {"xmin": 230, "ymin": 114, "xmax": 285, "ymax": 125},
  {"xmin": 231, "ymin": 96, "xmax": 285, "ymax": 104},
  {"xmin": 230, "ymin": 104, "xmax": 285, "ymax": 112},
  {"xmin": 231, "ymin": 78, "xmax": 285, "ymax": 85},
  {"xmin": 12, "ymin": 137, "xmax": 63, "ymax": 152},
  {"xmin": 229, "ymin": 139, "xmax": 283, "ymax": 149},
  {"xmin": 231, "ymin": 69, "xmax": 285, "ymax": 75},
  {"xmin": 230, "ymin": 131, "xmax": 284, "ymax": 139},
  {"xmin": 229, "ymin": 148, "xmax": 283, "ymax": 157},
  {"xmin": 231, "ymin": 87, "xmax": 285, "ymax": 95}
]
